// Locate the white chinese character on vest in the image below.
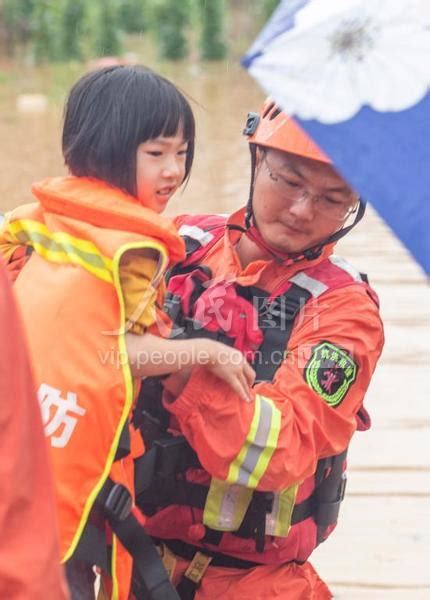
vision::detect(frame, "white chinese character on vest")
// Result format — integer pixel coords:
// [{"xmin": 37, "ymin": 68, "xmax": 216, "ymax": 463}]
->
[{"xmin": 38, "ymin": 383, "xmax": 86, "ymax": 448}]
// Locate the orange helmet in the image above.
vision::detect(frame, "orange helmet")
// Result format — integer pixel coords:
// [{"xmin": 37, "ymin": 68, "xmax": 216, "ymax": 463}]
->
[
  {"xmin": 242, "ymin": 99, "xmax": 365, "ymax": 261},
  {"xmin": 243, "ymin": 98, "xmax": 331, "ymax": 164}
]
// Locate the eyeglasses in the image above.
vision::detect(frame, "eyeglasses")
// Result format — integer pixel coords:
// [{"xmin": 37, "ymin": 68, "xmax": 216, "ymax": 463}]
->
[{"xmin": 263, "ymin": 153, "xmax": 358, "ymax": 222}]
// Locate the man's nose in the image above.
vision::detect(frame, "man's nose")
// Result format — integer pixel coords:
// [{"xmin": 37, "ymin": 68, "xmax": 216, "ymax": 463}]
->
[{"xmin": 288, "ymin": 190, "xmax": 316, "ymax": 220}]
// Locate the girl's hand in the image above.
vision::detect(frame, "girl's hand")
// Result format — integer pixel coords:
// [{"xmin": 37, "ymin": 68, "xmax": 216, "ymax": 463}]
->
[{"xmin": 205, "ymin": 342, "xmax": 255, "ymax": 402}]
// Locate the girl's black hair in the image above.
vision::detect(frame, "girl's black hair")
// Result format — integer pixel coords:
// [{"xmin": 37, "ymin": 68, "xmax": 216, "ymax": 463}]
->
[{"xmin": 62, "ymin": 65, "xmax": 195, "ymax": 196}]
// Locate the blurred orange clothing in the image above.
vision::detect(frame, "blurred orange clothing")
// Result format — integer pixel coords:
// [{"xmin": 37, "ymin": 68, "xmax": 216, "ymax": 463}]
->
[{"xmin": 0, "ymin": 259, "xmax": 69, "ymax": 599}]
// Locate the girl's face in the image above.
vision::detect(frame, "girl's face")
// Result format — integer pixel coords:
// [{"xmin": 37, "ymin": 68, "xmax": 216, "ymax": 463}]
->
[{"xmin": 135, "ymin": 132, "xmax": 188, "ymax": 213}]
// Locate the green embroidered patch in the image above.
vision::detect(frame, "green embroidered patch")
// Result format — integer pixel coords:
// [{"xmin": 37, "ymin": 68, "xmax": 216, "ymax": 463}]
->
[{"xmin": 304, "ymin": 341, "xmax": 358, "ymax": 407}]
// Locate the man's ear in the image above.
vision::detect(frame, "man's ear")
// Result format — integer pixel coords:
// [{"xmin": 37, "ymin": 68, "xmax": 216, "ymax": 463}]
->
[{"xmin": 255, "ymin": 146, "xmax": 265, "ymax": 171}]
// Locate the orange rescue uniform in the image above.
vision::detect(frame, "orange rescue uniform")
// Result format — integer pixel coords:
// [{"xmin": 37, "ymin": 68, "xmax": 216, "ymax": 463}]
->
[{"xmin": 145, "ymin": 209, "xmax": 384, "ymax": 599}]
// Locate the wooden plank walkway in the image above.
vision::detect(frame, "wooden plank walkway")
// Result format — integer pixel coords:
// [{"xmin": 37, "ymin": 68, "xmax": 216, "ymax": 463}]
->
[{"xmin": 312, "ymin": 208, "xmax": 430, "ymax": 598}]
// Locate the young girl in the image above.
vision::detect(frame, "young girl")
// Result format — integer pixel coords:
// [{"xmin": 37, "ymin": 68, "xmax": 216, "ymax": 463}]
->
[{"xmin": 0, "ymin": 65, "xmax": 254, "ymax": 599}]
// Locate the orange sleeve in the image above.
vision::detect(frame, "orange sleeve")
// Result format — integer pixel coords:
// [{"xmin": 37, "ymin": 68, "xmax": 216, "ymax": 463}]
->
[
  {"xmin": 166, "ymin": 284, "xmax": 384, "ymax": 491},
  {"xmin": 0, "ymin": 260, "xmax": 69, "ymax": 599}
]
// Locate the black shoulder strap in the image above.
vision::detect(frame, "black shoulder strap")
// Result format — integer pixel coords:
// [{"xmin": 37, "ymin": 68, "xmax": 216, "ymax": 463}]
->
[{"xmin": 246, "ymin": 282, "xmax": 313, "ymax": 382}]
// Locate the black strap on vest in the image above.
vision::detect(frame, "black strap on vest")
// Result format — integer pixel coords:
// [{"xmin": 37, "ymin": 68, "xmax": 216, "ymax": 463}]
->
[
  {"xmin": 71, "ymin": 421, "xmax": 179, "ymax": 599},
  {"xmin": 237, "ymin": 283, "xmax": 312, "ymax": 382},
  {"xmin": 135, "ymin": 454, "xmax": 343, "ymax": 528},
  {"xmin": 163, "ymin": 538, "xmax": 266, "ymax": 570},
  {"xmin": 95, "ymin": 477, "xmax": 180, "ymax": 600},
  {"xmin": 314, "ymin": 449, "xmax": 348, "ymax": 543},
  {"xmin": 72, "ymin": 521, "xmax": 110, "ymax": 572}
]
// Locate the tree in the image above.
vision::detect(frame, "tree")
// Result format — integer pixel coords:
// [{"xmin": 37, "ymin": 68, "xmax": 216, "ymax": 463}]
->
[
  {"xmin": 31, "ymin": 0, "xmax": 62, "ymax": 63},
  {"xmin": 93, "ymin": 0, "xmax": 123, "ymax": 57},
  {"xmin": 61, "ymin": 0, "xmax": 86, "ymax": 60},
  {"xmin": 118, "ymin": 0, "xmax": 147, "ymax": 34},
  {"xmin": 150, "ymin": 0, "xmax": 190, "ymax": 60},
  {"xmin": 198, "ymin": 0, "xmax": 226, "ymax": 60},
  {"xmin": 1, "ymin": 0, "xmax": 35, "ymax": 55}
]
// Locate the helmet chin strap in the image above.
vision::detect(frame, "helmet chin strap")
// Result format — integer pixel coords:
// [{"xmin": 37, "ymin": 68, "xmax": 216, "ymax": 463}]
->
[
  {"xmin": 243, "ymin": 144, "xmax": 367, "ymax": 265},
  {"xmin": 244, "ymin": 199, "xmax": 366, "ymax": 265},
  {"xmin": 244, "ymin": 223, "xmax": 312, "ymax": 264}
]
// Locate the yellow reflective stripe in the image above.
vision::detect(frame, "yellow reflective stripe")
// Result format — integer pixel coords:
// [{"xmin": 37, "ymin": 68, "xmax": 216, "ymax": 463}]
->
[
  {"xmin": 63, "ymin": 240, "xmax": 169, "ymax": 567},
  {"xmin": 118, "ymin": 240, "xmax": 168, "ymax": 292},
  {"xmin": 226, "ymin": 394, "xmax": 281, "ymax": 489},
  {"xmin": 226, "ymin": 393, "xmax": 261, "ymax": 484},
  {"xmin": 203, "ymin": 479, "xmax": 253, "ymax": 531},
  {"xmin": 265, "ymin": 485, "xmax": 298, "ymax": 537},
  {"xmin": 9, "ymin": 219, "xmax": 113, "ymax": 283}
]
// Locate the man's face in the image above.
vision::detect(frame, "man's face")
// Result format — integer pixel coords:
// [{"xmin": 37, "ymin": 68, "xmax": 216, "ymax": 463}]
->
[{"xmin": 252, "ymin": 148, "xmax": 358, "ymax": 254}]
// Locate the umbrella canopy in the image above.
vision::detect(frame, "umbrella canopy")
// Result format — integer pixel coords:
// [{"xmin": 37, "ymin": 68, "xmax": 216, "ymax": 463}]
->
[{"xmin": 243, "ymin": 0, "xmax": 430, "ymax": 276}]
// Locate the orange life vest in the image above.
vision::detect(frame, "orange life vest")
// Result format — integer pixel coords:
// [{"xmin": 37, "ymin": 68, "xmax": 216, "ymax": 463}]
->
[{"xmin": 8, "ymin": 175, "xmax": 185, "ymax": 599}]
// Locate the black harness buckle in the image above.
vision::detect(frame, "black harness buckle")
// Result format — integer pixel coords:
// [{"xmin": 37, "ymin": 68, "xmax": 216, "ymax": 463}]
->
[
  {"xmin": 315, "ymin": 468, "xmax": 348, "ymax": 529},
  {"xmin": 103, "ymin": 483, "xmax": 132, "ymax": 523}
]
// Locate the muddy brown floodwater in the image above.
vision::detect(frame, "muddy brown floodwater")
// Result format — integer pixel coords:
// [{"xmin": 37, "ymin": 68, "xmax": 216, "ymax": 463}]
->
[
  {"xmin": 0, "ymin": 57, "xmax": 264, "ymax": 215},
  {"xmin": 1, "ymin": 50, "xmax": 429, "ymax": 597}
]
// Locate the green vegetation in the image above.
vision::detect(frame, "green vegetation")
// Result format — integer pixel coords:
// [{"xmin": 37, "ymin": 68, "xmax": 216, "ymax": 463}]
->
[
  {"xmin": 149, "ymin": 0, "xmax": 190, "ymax": 60},
  {"xmin": 61, "ymin": 0, "xmax": 85, "ymax": 60},
  {"xmin": 1, "ymin": 0, "xmax": 33, "ymax": 54},
  {"xmin": 93, "ymin": 0, "xmax": 122, "ymax": 57},
  {"xmin": 32, "ymin": 0, "xmax": 62, "ymax": 62},
  {"xmin": 118, "ymin": 0, "xmax": 147, "ymax": 34},
  {"xmin": 199, "ymin": 0, "xmax": 226, "ymax": 60},
  {"xmin": 0, "ymin": 0, "xmax": 273, "ymax": 64}
]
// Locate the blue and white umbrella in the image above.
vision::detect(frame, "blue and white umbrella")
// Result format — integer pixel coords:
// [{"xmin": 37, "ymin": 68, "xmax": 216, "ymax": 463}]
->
[{"xmin": 243, "ymin": 0, "xmax": 430, "ymax": 276}]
